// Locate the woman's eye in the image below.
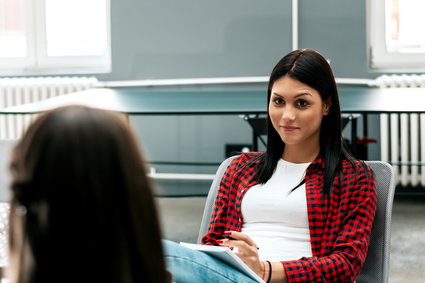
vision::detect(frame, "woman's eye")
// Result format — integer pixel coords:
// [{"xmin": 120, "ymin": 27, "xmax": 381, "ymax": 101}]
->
[
  {"xmin": 296, "ymin": 99, "xmax": 309, "ymax": 108},
  {"xmin": 273, "ymin": 98, "xmax": 284, "ymax": 105}
]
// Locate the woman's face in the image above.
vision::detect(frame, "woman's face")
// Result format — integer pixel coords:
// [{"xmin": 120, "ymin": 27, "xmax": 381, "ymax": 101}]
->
[{"xmin": 268, "ymin": 75, "xmax": 330, "ymax": 150}]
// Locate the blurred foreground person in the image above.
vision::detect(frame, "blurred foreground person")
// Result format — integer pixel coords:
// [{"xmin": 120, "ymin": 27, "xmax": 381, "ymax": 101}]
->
[{"xmin": 8, "ymin": 105, "xmax": 170, "ymax": 283}]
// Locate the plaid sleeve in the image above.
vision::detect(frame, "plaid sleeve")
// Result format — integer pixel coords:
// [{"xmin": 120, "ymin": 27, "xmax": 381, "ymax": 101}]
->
[
  {"xmin": 200, "ymin": 155, "xmax": 247, "ymax": 245},
  {"xmin": 282, "ymin": 162, "xmax": 377, "ymax": 282}
]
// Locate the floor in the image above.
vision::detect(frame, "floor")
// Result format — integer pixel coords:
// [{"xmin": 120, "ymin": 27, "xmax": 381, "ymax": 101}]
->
[
  {"xmin": 387, "ymin": 195, "xmax": 425, "ymax": 282},
  {"xmin": 156, "ymin": 194, "xmax": 425, "ymax": 283}
]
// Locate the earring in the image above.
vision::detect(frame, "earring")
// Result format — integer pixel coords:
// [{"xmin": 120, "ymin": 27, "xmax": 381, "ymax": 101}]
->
[{"xmin": 16, "ymin": 205, "xmax": 27, "ymax": 216}]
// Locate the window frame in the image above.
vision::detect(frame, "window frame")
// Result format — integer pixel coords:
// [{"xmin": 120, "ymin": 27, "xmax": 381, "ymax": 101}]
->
[
  {"xmin": 0, "ymin": 0, "xmax": 111, "ymax": 75},
  {"xmin": 368, "ymin": 0, "xmax": 425, "ymax": 72}
]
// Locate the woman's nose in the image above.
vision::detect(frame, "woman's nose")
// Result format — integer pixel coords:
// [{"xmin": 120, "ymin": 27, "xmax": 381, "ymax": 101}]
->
[{"xmin": 281, "ymin": 106, "xmax": 295, "ymax": 121}]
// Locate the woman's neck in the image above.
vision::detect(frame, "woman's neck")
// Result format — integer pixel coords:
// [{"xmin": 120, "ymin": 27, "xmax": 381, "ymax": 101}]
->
[{"xmin": 282, "ymin": 144, "xmax": 320, "ymax": 164}]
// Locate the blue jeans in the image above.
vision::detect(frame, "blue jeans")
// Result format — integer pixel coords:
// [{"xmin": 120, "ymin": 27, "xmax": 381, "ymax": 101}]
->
[{"xmin": 163, "ymin": 240, "xmax": 258, "ymax": 283}]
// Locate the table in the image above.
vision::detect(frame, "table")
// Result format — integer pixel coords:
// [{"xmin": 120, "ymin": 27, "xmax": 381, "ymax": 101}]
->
[
  {"xmin": 2, "ymin": 85, "xmax": 425, "ymax": 164},
  {"xmin": 3, "ymin": 86, "xmax": 425, "ymax": 189},
  {"xmin": 1, "ymin": 85, "xmax": 420, "ymax": 159},
  {"xmin": 0, "ymin": 88, "xmax": 267, "ymax": 115},
  {"xmin": 1, "ymin": 86, "xmax": 425, "ymax": 115}
]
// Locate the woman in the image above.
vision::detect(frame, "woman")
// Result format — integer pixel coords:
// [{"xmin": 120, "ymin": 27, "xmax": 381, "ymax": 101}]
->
[
  {"xmin": 164, "ymin": 49, "xmax": 377, "ymax": 282},
  {"xmin": 8, "ymin": 105, "xmax": 170, "ymax": 283}
]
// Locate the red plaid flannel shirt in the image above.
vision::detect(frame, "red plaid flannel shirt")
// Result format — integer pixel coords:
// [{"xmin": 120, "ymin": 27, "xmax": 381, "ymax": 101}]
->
[{"xmin": 201, "ymin": 153, "xmax": 377, "ymax": 283}]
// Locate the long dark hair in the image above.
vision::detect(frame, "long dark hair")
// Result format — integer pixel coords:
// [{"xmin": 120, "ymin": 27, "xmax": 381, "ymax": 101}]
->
[
  {"xmin": 255, "ymin": 49, "xmax": 354, "ymax": 193},
  {"xmin": 8, "ymin": 105, "xmax": 168, "ymax": 283}
]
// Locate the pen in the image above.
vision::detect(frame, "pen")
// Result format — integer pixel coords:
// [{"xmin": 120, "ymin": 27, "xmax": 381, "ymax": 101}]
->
[{"xmin": 223, "ymin": 235, "xmax": 259, "ymax": 250}]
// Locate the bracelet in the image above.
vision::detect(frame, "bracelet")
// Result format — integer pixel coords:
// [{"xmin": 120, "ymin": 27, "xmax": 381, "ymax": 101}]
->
[{"xmin": 265, "ymin": 260, "xmax": 272, "ymax": 283}]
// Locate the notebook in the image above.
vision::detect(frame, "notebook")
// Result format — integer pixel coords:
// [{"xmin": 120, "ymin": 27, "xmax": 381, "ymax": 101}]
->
[{"xmin": 179, "ymin": 242, "xmax": 265, "ymax": 282}]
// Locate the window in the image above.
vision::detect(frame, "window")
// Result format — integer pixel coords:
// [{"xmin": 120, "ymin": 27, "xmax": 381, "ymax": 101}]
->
[
  {"xmin": 368, "ymin": 0, "xmax": 425, "ymax": 70},
  {"xmin": 0, "ymin": 0, "xmax": 110, "ymax": 74}
]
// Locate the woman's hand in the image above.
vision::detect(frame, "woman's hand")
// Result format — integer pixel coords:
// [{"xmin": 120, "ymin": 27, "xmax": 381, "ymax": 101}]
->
[{"xmin": 217, "ymin": 231, "xmax": 264, "ymax": 278}]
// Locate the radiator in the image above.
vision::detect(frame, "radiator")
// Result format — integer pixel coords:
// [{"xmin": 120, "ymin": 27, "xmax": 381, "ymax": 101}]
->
[
  {"xmin": 0, "ymin": 77, "xmax": 98, "ymax": 139},
  {"xmin": 377, "ymin": 74, "xmax": 425, "ymax": 187}
]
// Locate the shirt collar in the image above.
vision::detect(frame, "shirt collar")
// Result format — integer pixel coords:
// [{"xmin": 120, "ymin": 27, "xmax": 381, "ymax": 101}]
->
[{"xmin": 310, "ymin": 155, "xmax": 326, "ymax": 170}]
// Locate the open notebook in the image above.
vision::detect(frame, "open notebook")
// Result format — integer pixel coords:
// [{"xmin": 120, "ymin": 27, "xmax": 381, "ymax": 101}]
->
[{"xmin": 179, "ymin": 242, "xmax": 265, "ymax": 282}]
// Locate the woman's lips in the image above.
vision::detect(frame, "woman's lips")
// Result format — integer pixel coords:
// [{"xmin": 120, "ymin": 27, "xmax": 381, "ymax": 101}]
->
[{"xmin": 281, "ymin": 125, "xmax": 299, "ymax": 131}]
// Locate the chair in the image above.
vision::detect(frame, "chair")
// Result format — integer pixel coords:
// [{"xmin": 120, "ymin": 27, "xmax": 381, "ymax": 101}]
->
[
  {"xmin": 356, "ymin": 161, "xmax": 395, "ymax": 283},
  {"xmin": 197, "ymin": 156, "xmax": 236, "ymax": 244},
  {"xmin": 197, "ymin": 156, "xmax": 395, "ymax": 283}
]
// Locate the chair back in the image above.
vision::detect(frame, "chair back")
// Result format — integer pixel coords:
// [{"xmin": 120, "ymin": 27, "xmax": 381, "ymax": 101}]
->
[
  {"xmin": 197, "ymin": 157, "xmax": 395, "ymax": 283},
  {"xmin": 357, "ymin": 161, "xmax": 395, "ymax": 283},
  {"xmin": 197, "ymin": 156, "xmax": 236, "ymax": 244}
]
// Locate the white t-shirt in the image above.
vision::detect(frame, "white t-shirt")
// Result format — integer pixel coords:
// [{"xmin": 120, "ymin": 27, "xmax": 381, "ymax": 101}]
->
[{"xmin": 241, "ymin": 159, "xmax": 313, "ymax": 261}]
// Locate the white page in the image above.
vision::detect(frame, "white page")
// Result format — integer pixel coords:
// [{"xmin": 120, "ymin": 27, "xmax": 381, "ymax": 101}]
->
[{"xmin": 179, "ymin": 242, "xmax": 265, "ymax": 282}]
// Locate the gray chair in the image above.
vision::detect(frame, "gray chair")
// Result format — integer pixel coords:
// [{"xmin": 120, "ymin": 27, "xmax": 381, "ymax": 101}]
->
[
  {"xmin": 197, "ymin": 156, "xmax": 395, "ymax": 283},
  {"xmin": 357, "ymin": 161, "xmax": 395, "ymax": 283}
]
